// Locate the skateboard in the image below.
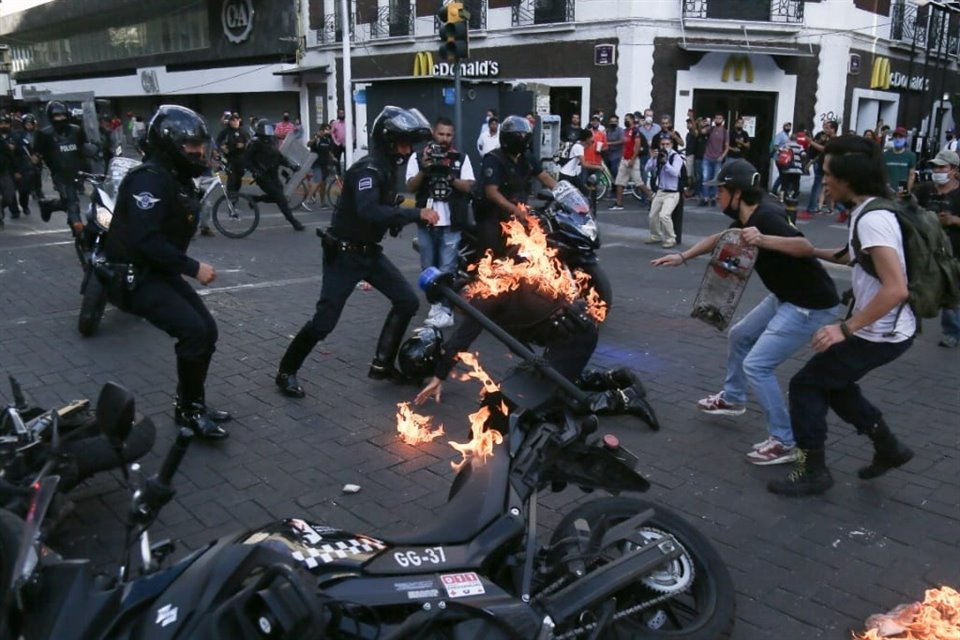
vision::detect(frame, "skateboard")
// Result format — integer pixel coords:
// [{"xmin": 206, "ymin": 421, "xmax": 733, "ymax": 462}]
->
[{"xmin": 691, "ymin": 228, "xmax": 758, "ymax": 331}]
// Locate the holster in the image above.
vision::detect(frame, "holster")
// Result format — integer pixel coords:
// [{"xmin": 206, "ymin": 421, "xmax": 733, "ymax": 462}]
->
[{"xmin": 317, "ymin": 227, "xmax": 339, "ymax": 266}]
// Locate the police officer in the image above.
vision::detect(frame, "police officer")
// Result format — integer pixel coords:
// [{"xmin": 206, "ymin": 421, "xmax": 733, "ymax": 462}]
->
[
  {"xmin": 103, "ymin": 105, "xmax": 229, "ymax": 440},
  {"xmin": 275, "ymin": 106, "xmax": 439, "ymax": 398},
  {"xmin": 37, "ymin": 101, "xmax": 90, "ymax": 234},
  {"xmin": 12, "ymin": 114, "xmax": 41, "ymax": 216},
  {"xmin": 0, "ymin": 114, "xmax": 20, "ymax": 222},
  {"xmin": 215, "ymin": 112, "xmax": 249, "ymax": 199},
  {"xmin": 474, "ymin": 115, "xmax": 557, "ymax": 257},
  {"xmin": 411, "ymin": 277, "xmax": 658, "ymax": 429},
  {"xmin": 243, "ymin": 118, "xmax": 304, "ymax": 231}
]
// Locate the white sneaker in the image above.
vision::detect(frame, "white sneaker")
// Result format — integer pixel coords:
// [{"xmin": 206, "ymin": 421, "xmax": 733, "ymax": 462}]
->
[
  {"xmin": 426, "ymin": 308, "xmax": 455, "ymax": 329},
  {"xmin": 746, "ymin": 439, "xmax": 799, "ymax": 466},
  {"xmin": 751, "ymin": 436, "xmax": 777, "ymax": 451},
  {"xmin": 425, "ymin": 303, "xmax": 442, "ymax": 320}
]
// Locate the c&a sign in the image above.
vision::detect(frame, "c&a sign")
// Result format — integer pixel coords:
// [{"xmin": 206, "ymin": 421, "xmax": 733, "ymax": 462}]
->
[
  {"xmin": 412, "ymin": 51, "xmax": 500, "ymax": 78},
  {"xmin": 222, "ymin": 0, "xmax": 255, "ymax": 44}
]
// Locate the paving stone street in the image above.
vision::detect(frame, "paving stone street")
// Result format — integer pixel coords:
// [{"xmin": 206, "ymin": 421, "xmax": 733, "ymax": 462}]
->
[{"xmin": 0, "ymin": 197, "xmax": 957, "ymax": 639}]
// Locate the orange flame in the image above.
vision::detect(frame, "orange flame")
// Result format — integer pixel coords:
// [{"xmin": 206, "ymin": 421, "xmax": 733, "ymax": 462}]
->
[
  {"xmin": 457, "ymin": 352, "xmax": 500, "ymax": 397},
  {"xmin": 396, "ymin": 402, "xmax": 445, "ymax": 445},
  {"xmin": 853, "ymin": 586, "xmax": 960, "ymax": 639},
  {"xmin": 448, "ymin": 405, "xmax": 504, "ymax": 472},
  {"xmin": 464, "ymin": 218, "xmax": 607, "ymax": 323}
]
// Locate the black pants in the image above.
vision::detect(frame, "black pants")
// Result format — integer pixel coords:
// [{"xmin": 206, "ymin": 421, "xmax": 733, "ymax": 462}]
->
[
  {"xmin": 475, "ymin": 213, "xmax": 507, "ymax": 260},
  {"xmin": 0, "ymin": 173, "xmax": 18, "ymax": 216},
  {"xmin": 789, "ymin": 335, "xmax": 913, "ymax": 450},
  {"xmin": 14, "ymin": 170, "xmax": 35, "ymax": 212},
  {"xmin": 121, "ymin": 274, "xmax": 218, "ymax": 360},
  {"xmin": 542, "ymin": 321, "xmax": 599, "ymax": 382},
  {"xmin": 225, "ymin": 156, "xmax": 245, "ymax": 196},
  {"xmin": 52, "ymin": 175, "xmax": 82, "ymax": 226},
  {"xmin": 256, "ymin": 173, "xmax": 298, "ymax": 226},
  {"xmin": 279, "ymin": 248, "xmax": 419, "ymax": 373}
]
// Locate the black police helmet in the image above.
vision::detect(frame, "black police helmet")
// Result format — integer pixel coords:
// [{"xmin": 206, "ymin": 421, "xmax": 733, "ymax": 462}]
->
[
  {"xmin": 397, "ymin": 326, "xmax": 444, "ymax": 380},
  {"xmin": 704, "ymin": 159, "xmax": 760, "ymax": 192},
  {"xmin": 0, "ymin": 113, "xmax": 10, "ymax": 126},
  {"xmin": 146, "ymin": 105, "xmax": 212, "ymax": 178},
  {"xmin": 46, "ymin": 101, "xmax": 69, "ymax": 124},
  {"xmin": 499, "ymin": 115, "xmax": 533, "ymax": 155},
  {"xmin": 22, "ymin": 114, "xmax": 37, "ymax": 126},
  {"xmin": 370, "ymin": 106, "xmax": 432, "ymax": 162},
  {"xmin": 255, "ymin": 118, "xmax": 275, "ymax": 138}
]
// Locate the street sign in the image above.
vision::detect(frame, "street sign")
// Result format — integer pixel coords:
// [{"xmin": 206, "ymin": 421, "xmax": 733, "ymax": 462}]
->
[{"xmin": 594, "ymin": 44, "xmax": 615, "ymax": 66}]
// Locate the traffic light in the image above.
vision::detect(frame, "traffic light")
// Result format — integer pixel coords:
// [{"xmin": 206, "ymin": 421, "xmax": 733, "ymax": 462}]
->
[{"xmin": 437, "ymin": 2, "xmax": 469, "ymax": 61}]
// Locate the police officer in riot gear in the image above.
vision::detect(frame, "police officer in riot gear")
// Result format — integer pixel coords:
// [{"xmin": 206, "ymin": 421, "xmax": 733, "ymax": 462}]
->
[
  {"xmin": 13, "ymin": 114, "xmax": 42, "ymax": 215},
  {"xmin": 243, "ymin": 118, "xmax": 304, "ymax": 231},
  {"xmin": 36, "ymin": 101, "xmax": 90, "ymax": 234},
  {"xmin": 103, "ymin": 105, "xmax": 229, "ymax": 440},
  {"xmin": 0, "ymin": 113, "xmax": 20, "ymax": 222},
  {"xmin": 275, "ymin": 106, "xmax": 439, "ymax": 398},
  {"xmin": 215, "ymin": 112, "xmax": 249, "ymax": 199}
]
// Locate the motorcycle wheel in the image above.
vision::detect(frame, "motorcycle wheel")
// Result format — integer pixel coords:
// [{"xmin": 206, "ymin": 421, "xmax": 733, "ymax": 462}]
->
[
  {"xmin": 577, "ymin": 263, "xmax": 613, "ymax": 312},
  {"xmin": 212, "ymin": 193, "xmax": 260, "ymax": 238},
  {"xmin": 547, "ymin": 497, "xmax": 735, "ymax": 639},
  {"xmin": 77, "ymin": 273, "xmax": 108, "ymax": 337},
  {"xmin": 0, "ymin": 509, "xmax": 23, "ymax": 603}
]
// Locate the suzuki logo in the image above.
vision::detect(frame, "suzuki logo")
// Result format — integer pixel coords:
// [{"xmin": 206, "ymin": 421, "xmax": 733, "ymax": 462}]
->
[
  {"xmin": 870, "ymin": 56, "xmax": 891, "ymax": 90},
  {"xmin": 155, "ymin": 604, "xmax": 179, "ymax": 627},
  {"xmin": 222, "ymin": 0, "xmax": 255, "ymax": 44},
  {"xmin": 721, "ymin": 55, "xmax": 754, "ymax": 84},
  {"xmin": 413, "ymin": 51, "xmax": 434, "ymax": 77}
]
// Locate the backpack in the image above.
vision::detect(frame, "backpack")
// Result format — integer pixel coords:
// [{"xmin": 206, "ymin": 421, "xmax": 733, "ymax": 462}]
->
[
  {"xmin": 554, "ymin": 140, "xmax": 575, "ymax": 164},
  {"xmin": 775, "ymin": 147, "xmax": 794, "ymax": 169},
  {"xmin": 850, "ymin": 197, "xmax": 960, "ymax": 319}
]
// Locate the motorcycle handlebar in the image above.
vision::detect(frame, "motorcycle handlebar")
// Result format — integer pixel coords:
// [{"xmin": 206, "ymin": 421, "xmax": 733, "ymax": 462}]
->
[
  {"xmin": 157, "ymin": 427, "xmax": 192, "ymax": 486},
  {"xmin": 76, "ymin": 171, "xmax": 106, "ymax": 184}
]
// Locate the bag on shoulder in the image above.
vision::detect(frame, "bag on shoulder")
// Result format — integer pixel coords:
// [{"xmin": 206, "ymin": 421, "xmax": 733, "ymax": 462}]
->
[
  {"xmin": 775, "ymin": 147, "xmax": 794, "ymax": 169},
  {"xmin": 851, "ymin": 197, "xmax": 960, "ymax": 319},
  {"xmin": 554, "ymin": 140, "xmax": 574, "ymax": 164}
]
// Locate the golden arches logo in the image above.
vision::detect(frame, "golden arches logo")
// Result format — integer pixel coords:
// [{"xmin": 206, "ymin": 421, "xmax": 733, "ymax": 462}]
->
[
  {"xmin": 870, "ymin": 57, "xmax": 891, "ymax": 90},
  {"xmin": 413, "ymin": 51, "xmax": 435, "ymax": 77},
  {"xmin": 721, "ymin": 55, "xmax": 754, "ymax": 84}
]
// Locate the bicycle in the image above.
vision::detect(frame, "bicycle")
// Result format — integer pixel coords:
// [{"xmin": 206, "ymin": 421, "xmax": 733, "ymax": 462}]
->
[
  {"xmin": 280, "ymin": 166, "xmax": 314, "ymax": 211},
  {"xmin": 199, "ymin": 165, "xmax": 260, "ymax": 239}
]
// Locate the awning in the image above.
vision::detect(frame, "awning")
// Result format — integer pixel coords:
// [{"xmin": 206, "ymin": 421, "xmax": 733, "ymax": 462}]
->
[
  {"xmin": 273, "ymin": 64, "xmax": 331, "ymax": 76},
  {"xmin": 679, "ymin": 42, "xmax": 815, "ymax": 57}
]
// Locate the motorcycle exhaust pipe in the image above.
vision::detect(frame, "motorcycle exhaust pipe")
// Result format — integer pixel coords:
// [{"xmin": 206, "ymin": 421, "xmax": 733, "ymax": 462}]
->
[
  {"xmin": 418, "ymin": 267, "xmax": 589, "ymax": 406},
  {"xmin": 541, "ymin": 532, "xmax": 684, "ymax": 624}
]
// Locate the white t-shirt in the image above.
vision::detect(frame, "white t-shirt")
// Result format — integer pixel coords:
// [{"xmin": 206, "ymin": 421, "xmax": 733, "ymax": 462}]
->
[
  {"xmin": 848, "ymin": 198, "xmax": 916, "ymax": 342},
  {"xmin": 560, "ymin": 142, "xmax": 585, "ymax": 176},
  {"xmin": 405, "ymin": 152, "xmax": 475, "ymax": 227},
  {"xmin": 477, "ymin": 130, "xmax": 500, "ymax": 156}
]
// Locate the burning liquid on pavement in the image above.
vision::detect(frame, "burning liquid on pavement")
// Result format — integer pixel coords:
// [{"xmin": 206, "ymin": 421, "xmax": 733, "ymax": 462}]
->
[
  {"xmin": 853, "ymin": 585, "xmax": 960, "ymax": 639},
  {"xmin": 396, "ymin": 402, "xmax": 444, "ymax": 445}
]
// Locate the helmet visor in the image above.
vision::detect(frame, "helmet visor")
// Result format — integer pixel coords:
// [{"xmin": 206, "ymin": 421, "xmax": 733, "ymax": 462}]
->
[{"xmin": 260, "ymin": 123, "xmax": 275, "ymax": 137}]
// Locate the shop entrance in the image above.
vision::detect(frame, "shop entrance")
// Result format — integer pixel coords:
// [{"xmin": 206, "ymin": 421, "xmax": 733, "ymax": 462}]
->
[
  {"xmin": 693, "ymin": 89, "xmax": 778, "ymax": 185},
  {"xmin": 550, "ymin": 86, "xmax": 582, "ymax": 131}
]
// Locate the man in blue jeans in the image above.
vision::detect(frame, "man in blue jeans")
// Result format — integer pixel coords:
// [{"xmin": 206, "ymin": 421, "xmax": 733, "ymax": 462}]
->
[
  {"xmin": 405, "ymin": 116, "xmax": 475, "ymax": 328},
  {"xmin": 652, "ymin": 160, "xmax": 840, "ymax": 465},
  {"xmin": 699, "ymin": 113, "xmax": 727, "ymax": 206}
]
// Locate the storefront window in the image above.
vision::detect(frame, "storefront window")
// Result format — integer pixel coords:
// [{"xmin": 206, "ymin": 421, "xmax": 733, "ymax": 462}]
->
[{"xmin": 10, "ymin": 8, "xmax": 209, "ymax": 73}]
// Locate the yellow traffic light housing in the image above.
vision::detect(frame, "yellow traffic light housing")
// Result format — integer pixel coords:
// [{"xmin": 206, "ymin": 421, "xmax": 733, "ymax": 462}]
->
[{"xmin": 437, "ymin": 2, "xmax": 469, "ymax": 61}]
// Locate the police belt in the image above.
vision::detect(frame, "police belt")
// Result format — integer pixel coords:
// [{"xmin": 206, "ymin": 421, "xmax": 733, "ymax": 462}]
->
[{"xmin": 318, "ymin": 229, "xmax": 381, "ymax": 256}]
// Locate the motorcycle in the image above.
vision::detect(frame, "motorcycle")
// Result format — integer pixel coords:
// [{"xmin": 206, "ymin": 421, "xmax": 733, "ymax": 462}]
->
[
  {"xmin": 0, "ymin": 277, "xmax": 734, "ymax": 639},
  {"xmin": 0, "ymin": 375, "xmax": 155, "ymax": 529},
  {"xmin": 75, "ymin": 154, "xmax": 141, "ymax": 337}
]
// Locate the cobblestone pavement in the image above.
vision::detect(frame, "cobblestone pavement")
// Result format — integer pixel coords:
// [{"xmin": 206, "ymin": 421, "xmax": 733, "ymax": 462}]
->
[{"xmin": 0, "ymin": 198, "xmax": 957, "ymax": 639}]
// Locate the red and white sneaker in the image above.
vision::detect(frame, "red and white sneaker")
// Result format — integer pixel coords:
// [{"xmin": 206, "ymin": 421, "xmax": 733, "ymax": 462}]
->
[
  {"xmin": 746, "ymin": 438, "xmax": 799, "ymax": 466},
  {"xmin": 696, "ymin": 392, "xmax": 745, "ymax": 416}
]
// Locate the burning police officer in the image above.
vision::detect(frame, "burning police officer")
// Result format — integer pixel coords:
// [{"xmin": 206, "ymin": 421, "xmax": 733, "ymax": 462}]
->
[
  {"xmin": 36, "ymin": 101, "xmax": 91, "ymax": 234},
  {"xmin": 103, "ymin": 105, "xmax": 229, "ymax": 440},
  {"xmin": 275, "ymin": 106, "xmax": 439, "ymax": 398}
]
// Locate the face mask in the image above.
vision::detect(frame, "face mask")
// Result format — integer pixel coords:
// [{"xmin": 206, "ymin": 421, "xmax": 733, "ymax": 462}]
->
[
  {"xmin": 784, "ymin": 127, "xmax": 791, "ymax": 133},
  {"xmin": 720, "ymin": 191, "xmax": 739, "ymax": 220},
  {"xmin": 893, "ymin": 138, "xmax": 907, "ymax": 150},
  {"xmin": 645, "ymin": 117, "xmax": 653, "ymax": 124},
  {"xmin": 931, "ymin": 172, "xmax": 951, "ymax": 185}
]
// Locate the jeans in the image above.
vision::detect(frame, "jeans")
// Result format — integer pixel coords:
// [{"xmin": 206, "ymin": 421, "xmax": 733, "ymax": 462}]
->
[
  {"xmin": 701, "ymin": 158, "xmax": 723, "ymax": 199},
  {"xmin": 789, "ymin": 335, "xmax": 913, "ymax": 449},
  {"xmin": 806, "ymin": 164, "xmax": 823, "ymax": 211},
  {"xmin": 418, "ymin": 225, "xmax": 460, "ymax": 310},
  {"xmin": 942, "ymin": 305, "xmax": 960, "ymax": 339},
  {"xmin": 722, "ymin": 294, "xmax": 839, "ymax": 447}
]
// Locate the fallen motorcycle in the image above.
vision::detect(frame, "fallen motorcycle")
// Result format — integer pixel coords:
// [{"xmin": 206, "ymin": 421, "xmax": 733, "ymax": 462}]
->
[
  {"xmin": 0, "ymin": 277, "xmax": 734, "ymax": 639},
  {"xmin": 0, "ymin": 375, "xmax": 155, "ymax": 527}
]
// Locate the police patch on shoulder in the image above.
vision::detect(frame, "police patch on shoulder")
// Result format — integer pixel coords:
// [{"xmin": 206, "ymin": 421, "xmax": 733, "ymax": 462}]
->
[
  {"xmin": 484, "ymin": 168, "xmax": 494, "ymax": 178},
  {"xmin": 358, "ymin": 177, "xmax": 374, "ymax": 191},
  {"xmin": 133, "ymin": 192, "xmax": 161, "ymax": 210}
]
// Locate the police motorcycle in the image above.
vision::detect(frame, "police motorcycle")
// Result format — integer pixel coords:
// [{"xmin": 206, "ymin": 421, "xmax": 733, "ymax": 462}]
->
[
  {"xmin": 0, "ymin": 375, "xmax": 155, "ymax": 530},
  {"xmin": 74, "ymin": 153, "xmax": 141, "ymax": 336},
  {"xmin": 0, "ymin": 271, "xmax": 733, "ymax": 639}
]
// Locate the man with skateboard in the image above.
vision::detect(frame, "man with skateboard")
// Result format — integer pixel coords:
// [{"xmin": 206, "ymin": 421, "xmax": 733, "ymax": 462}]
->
[{"xmin": 651, "ymin": 159, "xmax": 839, "ymax": 465}]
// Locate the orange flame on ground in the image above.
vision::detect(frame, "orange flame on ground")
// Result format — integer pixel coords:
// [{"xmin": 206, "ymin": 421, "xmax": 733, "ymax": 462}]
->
[
  {"xmin": 396, "ymin": 402, "xmax": 444, "ymax": 445},
  {"xmin": 456, "ymin": 352, "xmax": 500, "ymax": 397},
  {"xmin": 448, "ymin": 405, "xmax": 504, "ymax": 472},
  {"xmin": 463, "ymin": 217, "xmax": 607, "ymax": 323},
  {"xmin": 853, "ymin": 586, "xmax": 960, "ymax": 639}
]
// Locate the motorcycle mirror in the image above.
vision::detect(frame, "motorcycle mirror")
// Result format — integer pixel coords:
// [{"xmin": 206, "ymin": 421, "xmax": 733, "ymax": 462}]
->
[
  {"xmin": 8, "ymin": 376, "xmax": 27, "ymax": 411},
  {"xmin": 9, "ymin": 475, "xmax": 59, "ymax": 594},
  {"xmin": 95, "ymin": 382, "xmax": 135, "ymax": 448}
]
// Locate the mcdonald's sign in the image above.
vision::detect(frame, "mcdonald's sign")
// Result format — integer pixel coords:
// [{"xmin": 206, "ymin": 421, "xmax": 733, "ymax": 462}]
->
[
  {"xmin": 721, "ymin": 55, "xmax": 753, "ymax": 83},
  {"xmin": 413, "ymin": 51, "xmax": 435, "ymax": 76},
  {"xmin": 870, "ymin": 56, "xmax": 891, "ymax": 90}
]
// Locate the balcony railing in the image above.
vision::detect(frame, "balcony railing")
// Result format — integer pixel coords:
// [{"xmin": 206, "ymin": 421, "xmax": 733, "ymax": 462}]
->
[
  {"xmin": 317, "ymin": 11, "xmax": 353, "ymax": 45},
  {"xmin": 890, "ymin": 0, "xmax": 959, "ymax": 58},
  {"xmin": 434, "ymin": 0, "xmax": 487, "ymax": 32},
  {"xmin": 682, "ymin": 0, "xmax": 803, "ymax": 24},
  {"xmin": 512, "ymin": 0, "xmax": 575, "ymax": 27},
  {"xmin": 371, "ymin": 3, "xmax": 415, "ymax": 39}
]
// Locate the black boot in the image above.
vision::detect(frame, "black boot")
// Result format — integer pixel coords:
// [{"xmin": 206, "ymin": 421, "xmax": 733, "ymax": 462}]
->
[
  {"xmin": 576, "ymin": 367, "xmax": 641, "ymax": 391},
  {"xmin": 583, "ymin": 386, "xmax": 660, "ymax": 431},
  {"xmin": 768, "ymin": 448, "xmax": 833, "ymax": 497},
  {"xmin": 369, "ymin": 310, "xmax": 414, "ymax": 381},
  {"xmin": 276, "ymin": 326, "xmax": 320, "ymax": 398},
  {"xmin": 198, "ymin": 354, "xmax": 231, "ymax": 423},
  {"xmin": 174, "ymin": 357, "xmax": 228, "ymax": 439},
  {"xmin": 858, "ymin": 419, "xmax": 913, "ymax": 480},
  {"xmin": 39, "ymin": 198, "xmax": 58, "ymax": 222}
]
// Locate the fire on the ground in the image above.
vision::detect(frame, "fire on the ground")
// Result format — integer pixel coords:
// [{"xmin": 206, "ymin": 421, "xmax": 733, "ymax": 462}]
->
[{"xmin": 853, "ymin": 586, "xmax": 959, "ymax": 639}]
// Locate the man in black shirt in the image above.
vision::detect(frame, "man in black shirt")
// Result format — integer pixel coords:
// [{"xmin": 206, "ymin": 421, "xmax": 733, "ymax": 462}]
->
[
  {"xmin": 726, "ymin": 117, "xmax": 751, "ymax": 162},
  {"xmin": 652, "ymin": 159, "xmax": 840, "ymax": 465},
  {"xmin": 36, "ymin": 101, "xmax": 90, "ymax": 234}
]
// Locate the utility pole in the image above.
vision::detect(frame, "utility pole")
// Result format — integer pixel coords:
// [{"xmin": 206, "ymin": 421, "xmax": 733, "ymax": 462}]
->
[
  {"xmin": 341, "ymin": 0, "xmax": 354, "ymax": 166},
  {"xmin": 437, "ymin": 1, "xmax": 470, "ymax": 151}
]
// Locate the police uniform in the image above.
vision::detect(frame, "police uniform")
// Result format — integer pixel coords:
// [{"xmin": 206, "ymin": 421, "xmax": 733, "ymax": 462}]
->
[
  {"xmin": 475, "ymin": 148, "xmax": 544, "ymax": 257},
  {"xmin": 37, "ymin": 122, "xmax": 88, "ymax": 227},
  {"xmin": 0, "ymin": 125, "xmax": 19, "ymax": 219},
  {"xmin": 243, "ymin": 134, "xmax": 303, "ymax": 230},
  {"xmin": 216, "ymin": 123, "xmax": 249, "ymax": 196},
  {"xmin": 276, "ymin": 153, "xmax": 425, "ymax": 391},
  {"xmin": 13, "ymin": 125, "xmax": 41, "ymax": 214}
]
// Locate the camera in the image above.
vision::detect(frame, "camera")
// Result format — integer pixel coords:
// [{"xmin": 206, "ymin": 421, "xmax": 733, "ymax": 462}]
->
[{"xmin": 424, "ymin": 143, "xmax": 453, "ymax": 174}]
